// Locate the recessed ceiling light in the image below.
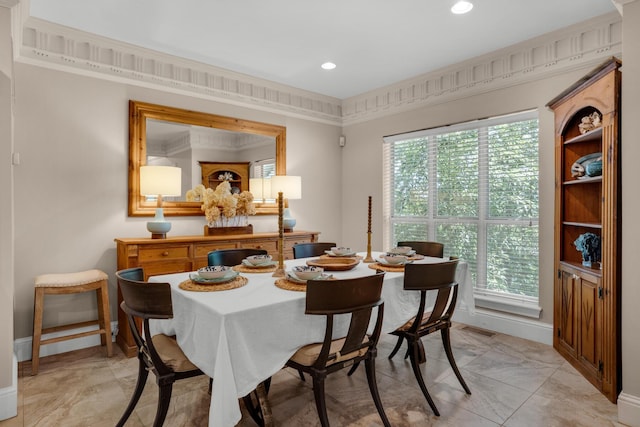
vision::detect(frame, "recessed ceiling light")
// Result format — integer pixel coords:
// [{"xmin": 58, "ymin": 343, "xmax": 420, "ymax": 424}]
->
[
  {"xmin": 321, "ymin": 62, "xmax": 336, "ymax": 70},
  {"xmin": 451, "ymin": 1, "xmax": 473, "ymax": 14}
]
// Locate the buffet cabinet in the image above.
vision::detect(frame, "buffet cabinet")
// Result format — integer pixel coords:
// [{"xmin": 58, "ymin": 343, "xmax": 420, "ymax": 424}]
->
[
  {"xmin": 114, "ymin": 231, "xmax": 319, "ymax": 356},
  {"xmin": 547, "ymin": 58, "xmax": 621, "ymax": 402}
]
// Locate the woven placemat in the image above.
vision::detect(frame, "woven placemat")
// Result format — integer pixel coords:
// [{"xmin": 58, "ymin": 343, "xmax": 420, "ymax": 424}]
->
[
  {"xmin": 274, "ymin": 278, "xmax": 306, "ymax": 292},
  {"xmin": 179, "ymin": 276, "xmax": 248, "ymax": 292},
  {"xmin": 368, "ymin": 263, "xmax": 405, "ymax": 272},
  {"xmin": 233, "ymin": 264, "xmax": 277, "ymax": 273}
]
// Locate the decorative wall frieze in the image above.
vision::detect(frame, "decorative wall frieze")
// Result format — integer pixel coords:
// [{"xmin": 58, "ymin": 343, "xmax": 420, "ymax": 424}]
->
[
  {"xmin": 16, "ymin": 16, "xmax": 343, "ymax": 124},
  {"xmin": 341, "ymin": 12, "xmax": 622, "ymax": 125},
  {"xmin": 13, "ymin": 10, "xmax": 622, "ymax": 126}
]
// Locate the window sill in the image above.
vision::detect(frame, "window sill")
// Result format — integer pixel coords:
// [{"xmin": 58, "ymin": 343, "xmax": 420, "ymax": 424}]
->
[{"xmin": 473, "ymin": 293, "xmax": 542, "ymax": 319}]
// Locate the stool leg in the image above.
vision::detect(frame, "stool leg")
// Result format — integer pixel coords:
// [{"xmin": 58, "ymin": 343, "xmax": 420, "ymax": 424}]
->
[
  {"xmin": 32, "ymin": 288, "xmax": 44, "ymax": 375},
  {"xmin": 96, "ymin": 281, "xmax": 113, "ymax": 357}
]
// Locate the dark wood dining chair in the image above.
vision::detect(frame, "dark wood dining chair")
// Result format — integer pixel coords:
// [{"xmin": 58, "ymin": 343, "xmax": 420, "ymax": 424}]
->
[
  {"xmin": 387, "ymin": 259, "xmax": 470, "ymax": 416},
  {"xmin": 292, "ymin": 242, "xmax": 337, "ymax": 258},
  {"xmin": 208, "ymin": 248, "xmax": 268, "ymax": 266},
  {"xmin": 397, "ymin": 240, "xmax": 444, "ymax": 258},
  {"xmin": 115, "ymin": 267, "xmax": 205, "ymax": 427},
  {"xmin": 284, "ymin": 272, "xmax": 391, "ymax": 427}
]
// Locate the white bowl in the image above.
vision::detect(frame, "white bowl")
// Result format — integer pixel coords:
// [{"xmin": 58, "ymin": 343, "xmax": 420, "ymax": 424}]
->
[
  {"xmin": 292, "ymin": 265, "xmax": 324, "ymax": 280},
  {"xmin": 331, "ymin": 247, "xmax": 352, "ymax": 256},
  {"xmin": 388, "ymin": 246, "xmax": 412, "ymax": 255},
  {"xmin": 245, "ymin": 254, "xmax": 273, "ymax": 265},
  {"xmin": 382, "ymin": 254, "xmax": 409, "ymax": 265},
  {"xmin": 198, "ymin": 265, "xmax": 233, "ymax": 279}
]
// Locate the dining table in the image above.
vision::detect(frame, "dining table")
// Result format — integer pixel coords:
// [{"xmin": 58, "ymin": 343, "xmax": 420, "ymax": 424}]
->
[{"xmin": 148, "ymin": 251, "xmax": 474, "ymax": 427}]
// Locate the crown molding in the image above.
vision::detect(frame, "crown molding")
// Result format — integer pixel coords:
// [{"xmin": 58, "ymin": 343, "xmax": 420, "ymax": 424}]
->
[
  {"xmin": 16, "ymin": 16, "xmax": 343, "ymax": 125},
  {"xmin": 12, "ymin": 10, "xmax": 622, "ymax": 126},
  {"xmin": 342, "ymin": 12, "xmax": 622, "ymax": 125}
]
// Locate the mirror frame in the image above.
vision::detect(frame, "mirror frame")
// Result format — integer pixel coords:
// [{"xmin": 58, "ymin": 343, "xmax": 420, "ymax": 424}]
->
[{"xmin": 129, "ymin": 100, "xmax": 286, "ymax": 216}]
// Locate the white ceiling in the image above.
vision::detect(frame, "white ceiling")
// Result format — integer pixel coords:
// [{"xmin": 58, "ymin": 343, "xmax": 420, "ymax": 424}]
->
[{"xmin": 28, "ymin": 0, "xmax": 617, "ymax": 99}]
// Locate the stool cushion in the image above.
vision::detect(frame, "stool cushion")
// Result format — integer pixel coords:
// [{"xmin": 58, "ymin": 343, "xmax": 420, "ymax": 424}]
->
[{"xmin": 35, "ymin": 269, "xmax": 108, "ymax": 288}]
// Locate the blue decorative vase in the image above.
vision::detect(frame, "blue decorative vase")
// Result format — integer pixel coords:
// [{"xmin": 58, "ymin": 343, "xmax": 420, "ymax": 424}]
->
[
  {"xmin": 282, "ymin": 208, "xmax": 296, "ymax": 231},
  {"xmin": 586, "ymin": 160, "xmax": 602, "ymax": 177}
]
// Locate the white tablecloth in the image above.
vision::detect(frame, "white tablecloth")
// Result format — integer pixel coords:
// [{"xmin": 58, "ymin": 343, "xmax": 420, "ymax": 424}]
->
[{"xmin": 149, "ymin": 253, "xmax": 474, "ymax": 427}]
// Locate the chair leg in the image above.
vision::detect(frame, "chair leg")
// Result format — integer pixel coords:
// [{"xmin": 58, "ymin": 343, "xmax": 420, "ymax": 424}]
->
[
  {"xmin": 441, "ymin": 328, "xmax": 471, "ymax": 394},
  {"xmin": 96, "ymin": 281, "xmax": 113, "ymax": 357},
  {"xmin": 242, "ymin": 379, "xmax": 273, "ymax": 427},
  {"xmin": 153, "ymin": 384, "xmax": 174, "ymax": 427},
  {"xmin": 346, "ymin": 361, "xmax": 360, "ymax": 376},
  {"xmin": 388, "ymin": 335, "xmax": 404, "ymax": 360},
  {"xmin": 408, "ymin": 340, "xmax": 440, "ymax": 416},
  {"xmin": 364, "ymin": 358, "xmax": 391, "ymax": 427},
  {"xmin": 116, "ymin": 358, "xmax": 150, "ymax": 427},
  {"xmin": 312, "ymin": 375, "xmax": 330, "ymax": 427},
  {"xmin": 31, "ymin": 288, "xmax": 44, "ymax": 375}
]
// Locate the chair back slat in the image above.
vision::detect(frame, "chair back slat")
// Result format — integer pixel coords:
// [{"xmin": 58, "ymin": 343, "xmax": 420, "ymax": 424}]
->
[
  {"xmin": 208, "ymin": 248, "xmax": 268, "ymax": 266},
  {"xmin": 292, "ymin": 242, "xmax": 337, "ymax": 259},
  {"xmin": 397, "ymin": 241, "xmax": 444, "ymax": 258},
  {"xmin": 116, "ymin": 268, "xmax": 173, "ymax": 319}
]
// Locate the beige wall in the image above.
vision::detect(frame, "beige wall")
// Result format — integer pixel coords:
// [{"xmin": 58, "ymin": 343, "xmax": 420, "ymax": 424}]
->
[
  {"xmin": 621, "ymin": 0, "xmax": 640, "ymax": 415},
  {"xmin": 341, "ymin": 68, "xmax": 602, "ymax": 326},
  {"xmin": 0, "ymin": 6, "xmax": 15, "ymax": 390},
  {"xmin": 11, "ymin": 64, "xmax": 343, "ymax": 339}
]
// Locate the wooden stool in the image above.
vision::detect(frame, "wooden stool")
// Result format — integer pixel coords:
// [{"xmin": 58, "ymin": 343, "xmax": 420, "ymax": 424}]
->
[{"xmin": 32, "ymin": 269, "xmax": 113, "ymax": 375}]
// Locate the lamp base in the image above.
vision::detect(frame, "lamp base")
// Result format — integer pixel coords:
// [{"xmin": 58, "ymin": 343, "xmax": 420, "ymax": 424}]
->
[
  {"xmin": 150, "ymin": 232, "xmax": 167, "ymax": 239},
  {"xmin": 147, "ymin": 218, "xmax": 171, "ymax": 240}
]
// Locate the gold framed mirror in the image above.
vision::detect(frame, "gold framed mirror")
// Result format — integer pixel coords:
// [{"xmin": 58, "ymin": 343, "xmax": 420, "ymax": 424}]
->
[{"xmin": 129, "ymin": 100, "xmax": 285, "ymax": 216}]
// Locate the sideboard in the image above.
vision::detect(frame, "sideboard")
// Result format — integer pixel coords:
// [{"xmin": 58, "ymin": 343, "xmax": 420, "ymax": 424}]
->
[{"xmin": 114, "ymin": 230, "xmax": 319, "ymax": 356}]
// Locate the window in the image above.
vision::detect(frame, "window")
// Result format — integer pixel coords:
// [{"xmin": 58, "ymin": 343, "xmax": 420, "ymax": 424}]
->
[
  {"xmin": 383, "ymin": 110, "xmax": 540, "ymax": 316},
  {"xmin": 251, "ymin": 158, "xmax": 276, "ymax": 179}
]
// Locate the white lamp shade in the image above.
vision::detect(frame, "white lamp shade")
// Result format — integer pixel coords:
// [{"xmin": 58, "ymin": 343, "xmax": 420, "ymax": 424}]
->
[
  {"xmin": 140, "ymin": 165, "xmax": 182, "ymax": 196},
  {"xmin": 269, "ymin": 175, "xmax": 301, "ymax": 200}
]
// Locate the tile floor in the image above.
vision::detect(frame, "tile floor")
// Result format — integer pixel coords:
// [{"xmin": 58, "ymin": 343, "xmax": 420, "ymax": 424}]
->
[{"xmin": 1, "ymin": 324, "xmax": 624, "ymax": 427}]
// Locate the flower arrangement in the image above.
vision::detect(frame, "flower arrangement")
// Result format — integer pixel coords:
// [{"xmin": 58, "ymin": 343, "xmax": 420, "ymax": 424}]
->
[{"xmin": 186, "ymin": 181, "xmax": 256, "ymax": 227}]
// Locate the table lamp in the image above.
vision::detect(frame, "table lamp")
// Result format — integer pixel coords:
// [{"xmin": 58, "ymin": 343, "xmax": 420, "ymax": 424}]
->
[
  {"xmin": 140, "ymin": 165, "xmax": 182, "ymax": 239},
  {"xmin": 269, "ymin": 175, "xmax": 302, "ymax": 277}
]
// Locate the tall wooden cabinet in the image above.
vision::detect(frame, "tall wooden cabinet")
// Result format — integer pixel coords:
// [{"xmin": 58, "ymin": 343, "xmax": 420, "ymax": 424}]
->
[{"xmin": 547, "ymin": 58, "xmax": 621, "ymax": 402}]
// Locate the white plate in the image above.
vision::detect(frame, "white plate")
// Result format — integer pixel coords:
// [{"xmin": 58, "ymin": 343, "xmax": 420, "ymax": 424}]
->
[
  {"xmin": 189, "ymin": 271, "xmax": 239, "ymax": 284},
  {"xmin": 286, "ymin": 272, "xmax": 333, "ymax": 283},
  {"xmin": 324, "ymin": 250, "xmax": 357, "ymax": 257},
  {"xmin": 386, "ymin": 249, "xmax": 416, "ymax": 256},
  {"xmin": 241, "ymin": 259, "xmax": 277, "ymax": 268},
  {"xmin": 377, "ymin": 258, "xmax": 413, "ymax": 266}
]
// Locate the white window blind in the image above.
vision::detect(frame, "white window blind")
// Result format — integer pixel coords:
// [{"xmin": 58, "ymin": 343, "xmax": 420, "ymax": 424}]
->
[
  {"xmin": 251, "ymin": 158, "xmax": 276, "ymax": 178},
  {"xmin": 383, "ymin": 110, "xmax": 540, "ymax": 311}
]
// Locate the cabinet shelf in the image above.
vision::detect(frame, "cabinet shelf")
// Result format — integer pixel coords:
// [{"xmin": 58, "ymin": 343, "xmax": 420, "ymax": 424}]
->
[
  {"xmin": 563, "ymin": 127, "xmax": 603, "ymax": 145},
  {"xmin": 559, "ymin": 260, "xmax": 603, "ymax": 277},
  {"xmin": 563, "ymin": 176, "xmax": 602, "ymax": 185},
  {"xmin": 562, "ymin": 221, "xmax": 602, "ymax": 229}
]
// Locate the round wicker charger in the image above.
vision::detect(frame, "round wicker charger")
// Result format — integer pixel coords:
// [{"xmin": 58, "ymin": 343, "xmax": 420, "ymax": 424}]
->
[
  {"xmin": 274, "ymin": 278, "xmax": 306, "ymax": 292},
  {"xmin": 233, "ymin": 264, "xmax": 277, "ymax": 273},
  {"xmin": 368, "ymin": 263, "xmax": 405, "ymax": 273},
  {"xmin": 179, "ymin": 276, "xmax": 248, "ymax": 292}
]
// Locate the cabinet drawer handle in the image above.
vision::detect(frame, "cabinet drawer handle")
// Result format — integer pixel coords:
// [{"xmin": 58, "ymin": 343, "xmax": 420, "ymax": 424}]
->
[{"xmin": 162, "ymin": 251, "xmax": 169, "ymax": 256}]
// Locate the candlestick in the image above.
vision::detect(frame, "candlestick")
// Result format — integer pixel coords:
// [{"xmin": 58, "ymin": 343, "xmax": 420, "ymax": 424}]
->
[{"xmin": 364, "ymin": 196, "xmax": 374, "ymax": 263}]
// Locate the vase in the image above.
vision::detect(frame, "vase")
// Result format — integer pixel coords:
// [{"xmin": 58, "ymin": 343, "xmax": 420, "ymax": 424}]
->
[{"xmin": 282, "ymin": 208, "xmax": 296, "ymax": 232}]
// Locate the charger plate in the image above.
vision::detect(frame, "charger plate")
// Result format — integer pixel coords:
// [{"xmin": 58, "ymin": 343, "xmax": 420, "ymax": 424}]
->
[
  {"xmin": 368, "ymin": 263, "xmax": 405, "ymax": 272},
  {"xmin": 179, "ymin": 276, "xmax": 248, "ymax": 292},
  {"xmin": 275, "ymin": 278, "xmax": 307, "ymax": 292},
  {"xmin": 233, "ymin": 264, "xmax": 277, "ymax": 273},
  {"xmin": 306, "ymin": 257, "xmax": 360, "ymax": 271}
]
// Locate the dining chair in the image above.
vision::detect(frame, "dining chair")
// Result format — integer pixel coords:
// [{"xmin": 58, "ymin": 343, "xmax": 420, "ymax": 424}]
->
[
  {"xmin": 115, "ymin": 267, "xmax": 205, "ymax": 427},
  {"xmin": 285, "ymin": 272, "xmax": 391, "ymax": 427},
  {"xmin": 397, "ymin": 240, "xmax": 444, "ymax": 258},
  {"xmin": 292, "ymin": 242, "xmax": 337, "ymax": 259},
  {"xmin": 387, "ymin": 259, "xmax": 471, "ymax": 416},
  {"xmin": 207, "ymin": 248, "xmax": 268, "ymax": 266}
]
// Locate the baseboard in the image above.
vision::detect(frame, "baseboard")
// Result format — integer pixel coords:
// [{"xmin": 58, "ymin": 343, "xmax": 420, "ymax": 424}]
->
[
  {"xmin": 0, "ymin": 353, "xmax": 18, "ymax": 421},
  {"xmin": 14, "ymin": 321, "xmax": 118, "ymax": 363},
  {"xmin": 453, "ymin": 306, "xmax": 553, "ymax": 345},
  {"xmin": 618, "ymin": 392, "xmax": 640, "ymax": 427}
]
